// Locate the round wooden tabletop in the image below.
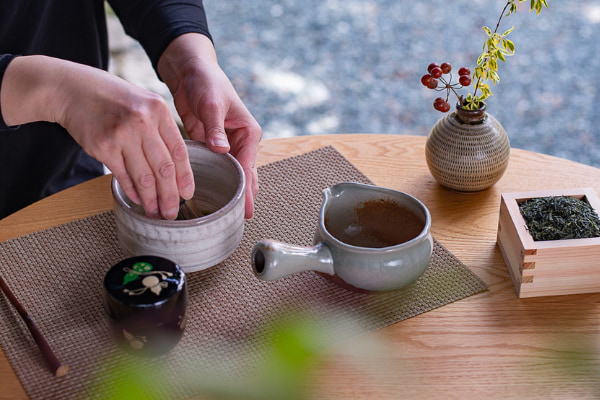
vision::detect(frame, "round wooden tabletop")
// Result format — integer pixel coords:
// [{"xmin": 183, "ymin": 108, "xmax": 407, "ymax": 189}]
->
[{"xmin": 1, "ymin": 134, "xmax": 599, "ymax": 399}]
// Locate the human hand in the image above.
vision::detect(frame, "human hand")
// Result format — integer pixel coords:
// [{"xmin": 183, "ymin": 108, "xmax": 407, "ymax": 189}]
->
[
  {"xmin": 157, "ymin": 33, "xmax": 262, "ymax": 219},
  {"xmin": 1, "ymin": 55, "xmax": 194, "ymax": 220}
]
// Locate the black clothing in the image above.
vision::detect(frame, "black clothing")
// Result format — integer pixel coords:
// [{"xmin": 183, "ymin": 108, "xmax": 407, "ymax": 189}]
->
[{"xmin": 0, "ymin": 0, "xmax": 210, "ymax": 219}]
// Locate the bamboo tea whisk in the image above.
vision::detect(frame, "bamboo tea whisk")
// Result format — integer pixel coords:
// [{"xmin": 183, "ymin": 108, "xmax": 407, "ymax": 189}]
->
[{"xmin": 177, "ymin": 198, "xmax": 205, "ymax": 220}]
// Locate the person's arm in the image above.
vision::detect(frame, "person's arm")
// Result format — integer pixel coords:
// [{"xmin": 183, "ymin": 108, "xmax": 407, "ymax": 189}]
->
[
  {"xmin": 107, "ymin": 0, "xmax": 212, "ymax": 71},
  {"xmin": 0, "ymin": 55, "xmax": 194, "ymax": 220},
  {"xmin": 0, "ymin": 54, "xmax": 18, "ymax": 130}
]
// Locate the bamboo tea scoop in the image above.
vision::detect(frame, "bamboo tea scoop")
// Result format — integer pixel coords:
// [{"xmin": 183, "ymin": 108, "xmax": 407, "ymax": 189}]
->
[{"xmin": 0, "ymin": 274, "xmax": 68, "ymax": 377}]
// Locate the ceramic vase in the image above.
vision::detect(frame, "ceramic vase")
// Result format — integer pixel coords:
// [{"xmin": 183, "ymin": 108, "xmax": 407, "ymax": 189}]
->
[{"xmin": 425, "ymin": 103, "xmax": 510, "ymax": 192}]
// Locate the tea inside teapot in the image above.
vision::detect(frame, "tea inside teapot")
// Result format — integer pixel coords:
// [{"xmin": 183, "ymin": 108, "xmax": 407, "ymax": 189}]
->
[{"xmin": 324, "ymin": 198, "xmax": 425, "ymax": 248}]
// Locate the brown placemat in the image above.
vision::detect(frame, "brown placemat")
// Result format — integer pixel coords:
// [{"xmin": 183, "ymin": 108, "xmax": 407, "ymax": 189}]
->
[{"xmin": 0, "ymin": 146, "xmax": 487, "ymax": 399}]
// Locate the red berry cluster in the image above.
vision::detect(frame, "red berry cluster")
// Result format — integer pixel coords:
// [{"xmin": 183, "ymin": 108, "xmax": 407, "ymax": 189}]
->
[{"xmin": 421, "ymin": 62, "xmax": 471, "ymax": 112}]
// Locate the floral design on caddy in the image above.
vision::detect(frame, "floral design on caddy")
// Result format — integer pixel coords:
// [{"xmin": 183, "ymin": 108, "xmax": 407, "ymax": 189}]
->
[{"xmin": 122, "ymin": 261, "xmax": 173, "ymax": 296}]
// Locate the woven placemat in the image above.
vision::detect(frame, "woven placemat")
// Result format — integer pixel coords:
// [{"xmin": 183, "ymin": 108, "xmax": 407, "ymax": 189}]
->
[{"xmin": 0, "ymin": 146, "xmax": 487, "ymax": 399}]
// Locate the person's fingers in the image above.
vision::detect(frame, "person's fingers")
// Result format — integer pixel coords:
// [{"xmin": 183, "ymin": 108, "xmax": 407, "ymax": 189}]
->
[
  {"xmin": 121, "ymin": 144, "xmax": 160, "ymax": 218},
  {"xmin": 171, "ymin": 139, "xmax": 195, "ymax": 201},
  {"xmin": 141, "ymin": 138, "xmax": 180, "ymax": 220},
  {"xmin": 196, "ymin": 100, "xmax": 231, "ymax": 154},
  {"xmin": 228, "ymin": 122, "xmax": 262, "ymax": 219},
  {"xmin": 156, "ymin": 117, "xmax": 195, "ymax": 202},
  {"xmin": 179, "ymin": 108, "xmax": 206, "ymax": 143},
  {"xmin": 159, "ymin": 114, "xmax": 195, "ymax": 203},
  {"xmin": 107, "ymin": 131, "xmax": 189, "ymax": 220},
  {"xmin": 243, "ymin": 166, "xmax": 258, "ymax": 219},
  {"xmin": 108, "ymin": 156, "xmax": 142, "ymax": 206}
]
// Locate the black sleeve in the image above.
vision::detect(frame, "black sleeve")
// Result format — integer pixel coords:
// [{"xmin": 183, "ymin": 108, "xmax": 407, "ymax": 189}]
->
[
  {"xmin": 107, "ymin": 0, "xmax": 212, "ymax": 71},
  {"xmin": 0, "ymin": 54, "xmax": 18, "ymax": 131}
]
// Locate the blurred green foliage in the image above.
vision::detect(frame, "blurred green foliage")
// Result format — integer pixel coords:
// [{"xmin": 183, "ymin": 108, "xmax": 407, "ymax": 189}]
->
[{"xmin": 87, "ymin": 312, "xmax": 339, "ymax": 400}]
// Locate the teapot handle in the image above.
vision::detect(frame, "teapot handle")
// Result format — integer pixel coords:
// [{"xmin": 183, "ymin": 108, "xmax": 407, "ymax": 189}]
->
[{"xmin": 251, "ymin": 239, "xmax": 335, "ymax": 281}]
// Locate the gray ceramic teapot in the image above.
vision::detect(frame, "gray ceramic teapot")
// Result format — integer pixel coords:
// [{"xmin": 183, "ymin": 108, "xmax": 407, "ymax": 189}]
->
[{"xmin": 251, "ymin": 182, "xmax": 433, "ymax": 291}]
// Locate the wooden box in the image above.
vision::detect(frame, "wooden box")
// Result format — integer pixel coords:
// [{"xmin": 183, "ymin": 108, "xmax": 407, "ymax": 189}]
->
[{"xmin": 497, "ymin": 188, "xmax": 600, "ymax": 298}]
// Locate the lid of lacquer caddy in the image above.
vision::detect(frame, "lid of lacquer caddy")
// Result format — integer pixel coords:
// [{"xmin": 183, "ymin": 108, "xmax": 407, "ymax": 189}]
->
[{"xmin": 104, "ymin": 255, "xmax": 186, "ymax": 322}]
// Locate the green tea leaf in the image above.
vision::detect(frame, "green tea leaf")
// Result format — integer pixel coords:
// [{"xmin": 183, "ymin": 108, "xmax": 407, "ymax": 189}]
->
[{"xmin": 520, "ymin": 196, "xmax": 600, "ymax": 241}]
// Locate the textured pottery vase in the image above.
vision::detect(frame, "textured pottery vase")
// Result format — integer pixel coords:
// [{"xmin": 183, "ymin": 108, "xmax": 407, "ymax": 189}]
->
[{"xmin": 425, "ymin": 104, "xmax": 510, "ymax": 192}]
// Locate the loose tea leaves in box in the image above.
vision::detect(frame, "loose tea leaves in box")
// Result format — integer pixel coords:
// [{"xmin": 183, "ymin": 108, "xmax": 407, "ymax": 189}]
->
[{"xmin": 519, "ymin": 196, "xmax": 600, "ymax": 241}]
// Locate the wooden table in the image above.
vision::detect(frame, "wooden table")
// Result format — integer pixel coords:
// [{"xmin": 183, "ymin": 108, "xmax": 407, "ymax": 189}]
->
[{"xmin": 1, "ymin": 134, "xmax": 599, "ymax": 399}]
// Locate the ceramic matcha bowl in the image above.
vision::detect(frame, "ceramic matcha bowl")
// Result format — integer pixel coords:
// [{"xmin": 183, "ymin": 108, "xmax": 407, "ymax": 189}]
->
[{"xmin": 112, "ymin": 141, "xmax": 246, "ymax": 272}]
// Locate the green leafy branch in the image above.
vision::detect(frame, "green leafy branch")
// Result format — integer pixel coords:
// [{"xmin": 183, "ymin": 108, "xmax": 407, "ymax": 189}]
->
[{"xmin": 463, "ymin": 0, "xmax": 549, "ymax": 110}]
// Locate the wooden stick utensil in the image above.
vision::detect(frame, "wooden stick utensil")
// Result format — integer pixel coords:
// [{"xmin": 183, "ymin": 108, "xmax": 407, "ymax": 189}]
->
[{"xmin": 0, "ymin": 274, "xmax": 68, "ymax": 377}]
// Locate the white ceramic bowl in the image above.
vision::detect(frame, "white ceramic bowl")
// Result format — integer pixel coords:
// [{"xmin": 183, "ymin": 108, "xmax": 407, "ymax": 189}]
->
[{"xmin": 112, "ymin": 141, "xmax": 246, "ymax": 272}]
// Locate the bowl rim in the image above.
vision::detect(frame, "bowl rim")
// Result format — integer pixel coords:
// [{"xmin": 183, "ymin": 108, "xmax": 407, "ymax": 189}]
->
[{"xmin": 111, "ymin": 140, "xmax": 246, "ymax": 227}]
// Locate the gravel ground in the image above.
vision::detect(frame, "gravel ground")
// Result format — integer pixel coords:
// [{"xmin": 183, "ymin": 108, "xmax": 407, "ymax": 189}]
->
[{"xmin": 109, "ymin": 0, "xmax": 600, "ymax": 167}]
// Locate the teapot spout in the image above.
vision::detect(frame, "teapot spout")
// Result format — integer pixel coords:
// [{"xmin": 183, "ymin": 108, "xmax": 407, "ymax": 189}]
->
[{"xmin": 251, "ymin": 239, "xmax": 334, "ymax": 281}]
